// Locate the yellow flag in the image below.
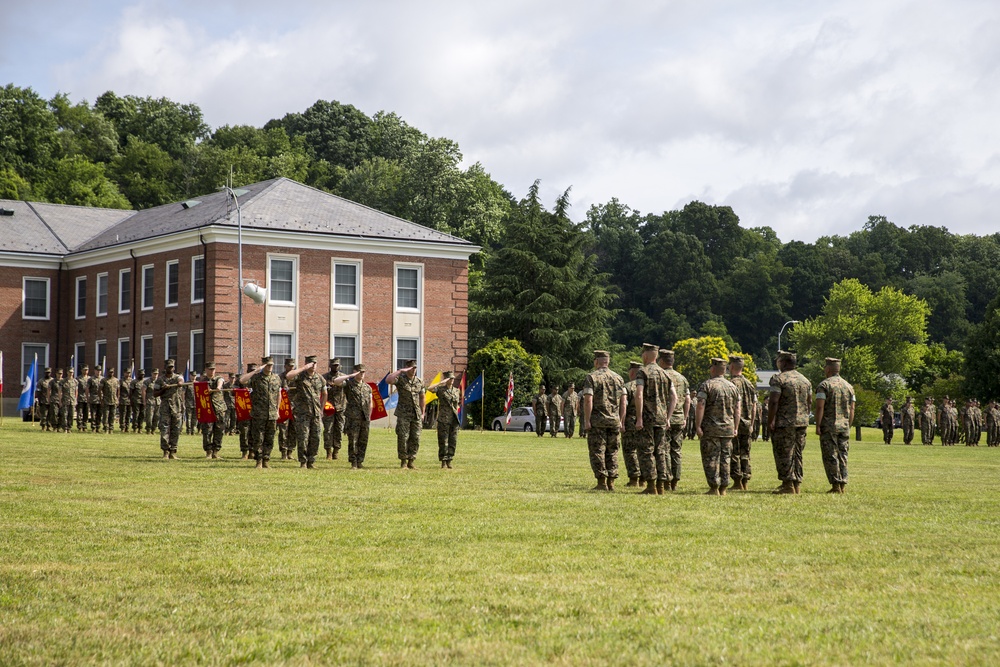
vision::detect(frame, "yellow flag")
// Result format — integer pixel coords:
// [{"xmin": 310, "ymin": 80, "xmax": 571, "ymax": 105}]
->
[{"xmin": 424, "ymin": 372, "xmax": 442, "ymax": 404}]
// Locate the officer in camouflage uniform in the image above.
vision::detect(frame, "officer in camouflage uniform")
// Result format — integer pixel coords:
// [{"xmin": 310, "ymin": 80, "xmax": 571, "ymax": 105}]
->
[
  {"xmin": 986, "ymin": 400, "xmax": 1000, "ymax": 447},
  {"xmin": 695, "ymin": 357, "xmax": 740, "ymax": 496},
  {"xmin": 387, "ymin": 361, "xmax": 424, "ymax": 469},
  {"xmin": 198, "ymin": 362, "xmax": 228, "ymax": 459},
  {"xmin": 59, "ymin": 366, "xmax": 78, "ymax": 433},
  {"xmin": 919, "ymin": 398, "xmax": 936, "ymax": 445},
  {"xmin": 657, "ymin": 349, "xmax": 690, "ymax": 491},
  {"xmin": 76, "ymin": 364, "xmax": 90, "ymax": 431},
  {"xmin": 184, "ymin": 382, "xmax": 196, "ymax": 436},
  {"xmin": 88, "ymin": 365, "xmax": 103, "ymax": 432},
  {"xmin": 880, "ymin": 398, "xmax": 894, "ymax": 444},
  {"xmin": 532, "ymin": 385, "xmax": 547, "ymax": 438},
  {"xmin": 153, "ymin": 360, "xmax": 184, "ymax": 458},
  {"xmin": 240, "ymin": 357, "xmax": 281, "ymax": 468},
  {"xmin": 582, "ymin": 350, "xmax": 626, "ymax": 492},
  {"xmin": 547, "ymin": 385, "xmax": 563, "ymax": 437},
  {"xmin": 428, "ymin": 371, "xmax": 462, "ymax": 468},
  {"xmin": 287, "ymin": 355, "xmax": 327, "ymax": 469},
  {"xmin": 686, "ymin": 390, "xmax": 699, "ymax": 440},
  {"xmin": 727, "ymin": 355, "xmax": 757, "ymax": 491},
  {"xmin": 129, "ymin": 370, "xmax": 145, "ymax": 433},
  {"xmin": 621, "ymin": 362, "xmax": 642, "ymax": 486},
  {"xmin": 901, "ymin": 396, "xmax": 915, "ymax": 445},
  {"xmin": 48, "ymin": 368, "xmax": 64, "ymax": 431},
  {"xmin": 767, "ymin": 351, "xmax": 812, "ymax": 494},
  {"xmin": 562, "ymin": 383, "xmax": 578, "ymax": 438},
  {"xmin": 36, "ymin": 367, "xmax": 53, "ymax": 430},
  {"xmin": 334, "ymin": 364, "xmax": 372, "ymax": 468},
  {"xmin": 323, "ymin": 358, "xmax": 347, "ymax": 460},
  {"xmin": 760, "ymin": 396, "xmax": 770, "ymax": 441},
  {"xmin": 143, "ymin": 369, "xmax": 160, "ymax": 435},
  {"xmin": 276, "ymin": 358, "xmax": 294, "ymax": 460},
  {"xmin": 100, "ymin": 369, "xmax": 120, "ymax": 434},
  {"xmin": 634, "ymin": 343, "xmax": 676, "ymax": 495},
  {"xmin": 814, "ymin": 357, "xmax": 855, "ymax": 494},
  {"xmin": 223, "ymin": 373, "xmax": 236, "ymax": 435}
]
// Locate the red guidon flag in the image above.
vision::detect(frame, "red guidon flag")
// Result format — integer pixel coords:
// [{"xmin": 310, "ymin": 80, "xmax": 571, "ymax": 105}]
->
[
  {"xmin": 324, "ymin": 400, "xmax": 336, "ymax": 417},
  {"xmin": 234, "ymin": 388, "xmax": 252, "ymax": 422},
  {"xmin": 369, "ymin": 382, "xmax": 387, "ymax": 421},
  {"xmin": 504, "ymin": 372, "xmax": 515, "ymax": 425},
  {"xmin": 277, "ymin": 387, "xmax": 293, "ymax": 424},
  {"xmin": 194, "ymin": 381, "xmax": 216, "ymax": 423}
]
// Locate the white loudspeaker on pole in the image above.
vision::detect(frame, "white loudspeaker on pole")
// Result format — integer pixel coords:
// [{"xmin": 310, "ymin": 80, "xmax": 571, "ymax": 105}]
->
[{"xmin": 243, "ymin": 282, "xmax": 267, "ymax": 305}]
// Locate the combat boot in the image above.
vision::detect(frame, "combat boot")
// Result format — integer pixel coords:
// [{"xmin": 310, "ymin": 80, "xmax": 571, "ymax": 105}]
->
[
  {"xmin": 705, "ymin": 485, "xmax": 719, "ymax": 495},
  {"xmin": 441, "ymin": 460, "xmax": 447, "ymax": 468},
  {"xmin": 838, "ymin": 482, "xmax": 846, "ymax": 494},
  {"xmin": 592, "ymin": 477, "xmax": 608, "ymax": 492},
  {"xmin": 626, "ymin": 477, "xmax": 639, "ymax": 487},
  {"xmin": 407, "ymin": 460, "xmax": 415, "ymax": 469},
  {"xmin": 240, "ymin": 452, "xmax": 248, "ymax": 460},
  {"xmin": 255, "ymin": 459, "xmax": 263, "ymax": 469},
  {"xmin": 400, "ymin": 459, "xmax": 407, "ymax": 468},
  {"xmin": 261, "ymin": 459, "xmax": 269, "ymax": 469},
  {"xmin": 640, "ymin": 480, "xmax": 657, "ymax": 495},
  {"xmin": 446, "ymin": 460, "xmax": 452, "ymax": 469},
  {"xmin": 655, "ymin": 480, "xmax": 665, "ymax": 495},
  {"xmin": 332, "ymin": 451, "xmax": 338, "ymax": 460},
  {"xmin": 793, "ymin": 482, "xmax": 801, "ymax": 494},
  {"xmin": 718, "ymin": 483, "xmax": 727, "ymax": 496},
  {"xmin": 773, "ymin": 481, "xmax": 795, "ymax": 494},
  {"xmin": 827, "ymin": 485, "xmax": 839, "ymax": 493},
  {"xmin": 670, "ymin": 480, "xmax": 678, "ymax": 491},
  {"xmin": 326, "ymin": 450, "xmax": 333, "ymax": 460},
  {"xmin": 606, "ymin": 478, "xmax": 614, "ymax": 492}
]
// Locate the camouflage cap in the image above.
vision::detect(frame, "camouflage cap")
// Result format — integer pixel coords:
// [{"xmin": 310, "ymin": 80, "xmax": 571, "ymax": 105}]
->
[
  {"xmin": 594, "ymin": 350, "xmax": 611, "ymax": 359},
  {"xmin": 658, "ymin": 349, "xmax": 675, "ymax": 359},
  {"xmin": 151, "ymin": 368, "xmax": 159, "ymax": 374},
  {"xmin": 728, "ymin": 354, "xmax": 744, "ymax": 364},
  {"xmin": 710, "ymin": 357, "xmax": 726, "ymax": 365},
  {"xmin": 824, "ymin": 357, "xmax": 841, "ymax": 365},
  {"xmin": 304, "ymin": 355, "xmax": 318, "ymax": 364},
  {"xmin": 776, "ymin": 350, "xmax": 796, "ymax": 363},
  {"xmin": 205, "ymin": 362, "xmax": 216, "ymax": 370},
  {"xmin": 260, "ymin": 356, "xmax": 273, "ymax": 365},
  {"xmin": 629, "ymin": 361, "xmax": 643, "ymax": 369},
  {"xmin": 44, "ymin": 367, "xmax": 52, "ymax": 373},
  {"xmin": 443, "ymin": 371, "xmax": 455, "ymax": 379},
  {"xmin": 329, "ymin": 358, "xmax": 341, "ymax": 366},
  {"xmin": 94, "ymin": 365, "xmax": 102, "ymax": 371},
  {"xmin": 164, "ymin": 359, "xmax": 175, "ymax": 368},
  {"xmin": 404, "ymin": 359, "xmax": 417, "ymax": 367},
  {"xmin": 354, "ymin": 363, "xmax": 367, "ymax": 372},
  {"xmin": 284, "ymin": 358, "xmax": 294, "ymax": 367},
  {"xmin": 138, "ymin": 369, "xmax": 145, "ymax": 376},
  {"xmin": 641, "ymin": 343, "xmax": 658, "ymax": 353},
  {"xmin": 246, "ymin": 363, "xmax": 258, "ymax": 372}
]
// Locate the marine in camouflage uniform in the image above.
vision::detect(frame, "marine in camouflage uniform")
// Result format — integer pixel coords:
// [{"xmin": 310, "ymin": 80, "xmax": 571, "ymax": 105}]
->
[
  {"xmin": 582, "ymin": 350, "xmax": 626, "ymax": 492},
  {"xmin": 919, "ymin": 399, "xmax": 936, "ymax": 445},
  {"xmin": 288, "ymin": 355, "xmax": 327, "ymax": 469},
  {"xmin": 184, "ymin": 383, "xmax": 196, "ymax": 436},
  {"xmin": 36, "ymin": 368, "xmax": 53, "ymax": 430},
  {"xmin": 276, "ymin": 359, "xmax": 294, "ymax": 460},
  {"xmin": 634, "ymin": 343, "xmax": 676, "ymax": 495},
  {"xmin": 59, "ymin": 367, "xmax": 78, "ymax": 433},
  {"xmin": 815, "ymin": 358, "xmax": 855, "ymax": 493},
  {"xmin": 547, "ymin": 387, "xmax": 563, "ymax": 437},
  {"xmin": 658, "ymin": 349, "xmax": 690, "ymax": 491},
  {"xmin": 880, "ymin": 399, "xmax": 894, "ymax": 444},
  {"xmin": 621, "ymin": 362, "xmax": 642, "ymax": 486},
  {"xmin": 562, "ymin": 383, "xmax": 578, "ymax": 438},
  {"xmin": 751, "ymin": 402, "xmax": 762, "ymax": 441},
  {"xmin": 88, "ymin": 366, "xmax": 103, "ymax": 432},
  {"xmin": 760, "ymin": 398, "xmax": 770, "ymax": 441},
  {"xmin": 900, "ymin": 397, "xmax": 915, "ymax": 445},
  {"xmin": 48, "ymin": 368, "xmax": 64, "ymax": 431},
  {"xmin": 334, "ymin": 365, "xmax": 372, "ymax": 468},
  {"xmin": 242, "ymin": 357, "xmax": 281, "ymax": 467},
  {"xmin": 323, "ymin": 359, "xmax": 347, "ymax": 460},
  {"xmin": 223, "ymin": 374, "xmax": 236, "ymax": 434},
  {"xmin": 130, "ymin": 370, "xmax": 145, "ymax": 432},
  {"xmin": 695, "ymin": 358, "xmax": 740, "ymax": 495},
  {"xmin": 532, "ymin": 386, "xmax": 547, "ymax": 438},
  {"xmin": 986, "ymin": 401, "xmax": 1000, "ymax": 447},
  {"xmin": 686, "ymin": 390, "xmax": 699, "ymax": 440},
  {"xmin": 153, "ymin": 360, "xmax": 184, "ymax": 458},
  {"xmin": 198, "ymin": 363, "xmax": 228, "ymax": 458},
  {"xmin": 727, "ymin": 355, "xmax": 757, "ymax": 490},
  {"xmin": 118, "ymin": 373, "xmax": 132, "ymax": 432},
  {"xmin": 100, "ymin": 369, "xmax": 120, "ymax": 434},
  {"xmin": 388, "ymin": 361, "xmax": 424, "ymax": 468},
  {"xmin": 429, "ymin": 371, "xmax": 462, "ymax": 467},
  {"xmin": 767, "ymin": 350, "xmax": 812, "ymax": 495},
  {"xmin": 578, "ymin": 392, "xmax": 586, "ymax": 438},
  {"xmin": 76, "ymin": 364, "xmax": 90, "ymax": 431},
  {"xmin": 143, "ymin": 369, "xmax": 160, "ymax": 435}
]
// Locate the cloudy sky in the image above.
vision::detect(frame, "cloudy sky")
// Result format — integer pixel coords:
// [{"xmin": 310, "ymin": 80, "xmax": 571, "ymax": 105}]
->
[{"xmin": 2, "ymin": 0, "xmax": 999, "ymax": 241}]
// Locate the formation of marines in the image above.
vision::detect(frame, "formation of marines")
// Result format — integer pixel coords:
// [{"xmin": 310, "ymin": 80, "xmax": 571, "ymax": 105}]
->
[{"xmin": 878, "ymin": 395, "xmax": 996, "ymax": 446}]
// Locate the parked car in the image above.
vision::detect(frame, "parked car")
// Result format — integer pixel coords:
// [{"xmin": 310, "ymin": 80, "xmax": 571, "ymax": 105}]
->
[{"xmin": 492, "ymin": 406, "xmax": 564, "ymax": 432}]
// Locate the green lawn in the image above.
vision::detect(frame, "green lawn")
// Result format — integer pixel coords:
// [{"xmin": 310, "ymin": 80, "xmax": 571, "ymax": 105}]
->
[{"xmin": 1, "ymin": 421, "xmax": 999, "ymax": 666}]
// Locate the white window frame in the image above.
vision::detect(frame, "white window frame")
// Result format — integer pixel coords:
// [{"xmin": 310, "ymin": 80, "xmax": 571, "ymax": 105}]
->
[
  {"xmin": 394, "ymin": 337, "xmax": 420, "ymax": 373},
  {"xmin": 190, "ymin": 329, "xmax": 205, "ymax": 375},
  {"xmin": 96, "ymin": 272, "xmax": 109, "ymax": 317},
  {"xmin": 165, "ymin": 260, "xmax": 179, "ymax": 308},
  {"xmin": 140, "ymin": 335, "xmax": 153, "ymax": 374},
  {"xmin": 75, "ymin": 276, "xmax": 87, "ymax": 320},
  {"xmin": 394, "ymin": 263, "xmax": 422, "ymax": 313},
  {"xmin": 165, "ymin": 332, "xmax": 178, "ymax": 364},
  {"xmin": 118, "ymin": 338, "xmax": 131, "ymax": 378},
  {"xmin": 332, "ymin": 335, "xmax": 358, "ymax": 373},
  {"xmin": 141, "ymin": 264, "xmax": 154, "ymax": 311},
  {"xmin": 22, "ymin": 276, "xmax": 50, "ymax": 320},
  {"xmin": 267, "ymin": 255, "xmax": 297, "ymax": 306},
  {"xmin": 191, "ymin": 255, "xmax": 205, "ymax": 304},
  {"xmin": 95, "ymin": 339, "xmax": 107, "ymax": 370},
  {"xmin": 74, "ymin": 342, "xmax": 86, "ymax": 374},
  {"xmin": 22, "ymin": 343, "xmax": 49, "ymax": 385},
  {"xmin": 118, "ymin": 268, "xmax": 131, "ymax": 314},
  {"xmin": 332, "ymin": 260, "xmax": 361, "ymax": 309},
  {"xmin": 267, "ymin": 331, "xmax": 296, "ymax": 368}
]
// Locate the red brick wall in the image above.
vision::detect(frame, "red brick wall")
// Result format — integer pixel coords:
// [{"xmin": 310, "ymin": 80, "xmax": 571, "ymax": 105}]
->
[{"xmin": 0, "ymin": 265, "xmax": 60, "ymax": 397}]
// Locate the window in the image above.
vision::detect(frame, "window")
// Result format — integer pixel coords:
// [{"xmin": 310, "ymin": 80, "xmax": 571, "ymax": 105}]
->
[
  {"xmin": 75, "ymin": 277, "xmax": 87, "ymax": 319},
  {"xmin": 191, "ymin": 256, "xmax": 205, "ymax": 303},
  {"xmin": 268, "ymin": 332, "xmax": 294, "ymax": 369},
  {"xmin": 22, "ymin": 343, "xmax": 49, "ymax": 385},
  {"xmin": 119, "ymin": 269, "xmax": 131, "ymax": 313},
  {"xmin": 333, "ymin": 336, "xmax": 357, "ymax": 372},
  {"xmin": 95, "ymin": 340, "xmax": 107, "ymax": 369},
  {"xmin": 395, "ymin": 338, "xmax": 419, "ymax": 371},
  {"xmin": 141, "ymin": 336, "xmax": 153, "ymax": 374},
  {"xmin": 165, "ymin": 333, "xmax": 178, "ymax": 362},
  {"xmin": 396, "ymin": 266, "xmax": 419, "ymax": 310},
  {"xmin": 334, "ymin": 263, "xmax": 359, "ymax": 306},
  {"xmin": 96, "ymin": 273, "xmax": 108, "ymax": 316},
  {"xmin": 190, "ymin": 330, "xmax": 205, "ymax": 375},
  {"xmin": 22, "ymin": 277, "xmax": 49, "ymax": 320},
  {"xmin": 269, "ymin": 258, "xmax": 295, "ymax": 303},
  {"xmin": 166, "ymin": 261, "xmax": 179, "ymax": 306},
  {"xmin": 74, "ymin": 342, "xmax": 86, "ymax": 374},
  {"xmin": 118, "ymin": 339, "xmax": 131, "ymax": 378},
  {"xmin": 142, "ymin": 265, "xmax": 154, "ymax": 310}
]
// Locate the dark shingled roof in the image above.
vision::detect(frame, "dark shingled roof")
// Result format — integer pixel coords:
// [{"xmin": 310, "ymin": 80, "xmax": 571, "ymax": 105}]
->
[{"xmin": 0, "ymin": 200, "xmax": 132, "ymax": 254}]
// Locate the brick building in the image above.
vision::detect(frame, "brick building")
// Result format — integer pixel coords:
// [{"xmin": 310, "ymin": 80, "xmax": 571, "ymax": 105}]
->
[{"xmin": 1, "ymin": 178, "xmax": 476, "ymax": 413}]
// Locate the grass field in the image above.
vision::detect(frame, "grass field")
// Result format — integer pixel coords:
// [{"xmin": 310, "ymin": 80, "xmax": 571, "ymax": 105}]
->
[{"xmin": 2, "ymin": 421, "xmax": 1000, "ymax": 666}]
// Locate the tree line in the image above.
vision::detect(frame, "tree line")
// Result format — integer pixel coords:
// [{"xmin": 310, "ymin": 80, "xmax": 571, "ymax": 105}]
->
[{"xmin": 3, "ymin": 83, "xmax": 1000, "ymax": 405}]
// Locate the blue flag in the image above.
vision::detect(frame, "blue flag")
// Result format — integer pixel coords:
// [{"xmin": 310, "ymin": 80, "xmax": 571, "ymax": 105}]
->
[
  {"xmin": 18, "ymin": 354, "xmax": 38, "ymax": 411},
  {"xmin": 376, "ymin": 373, "xmax": 399, "ymax": 409},
  {"xmin": 183, "ymin": 361, "xmax": 190, "ymax": 383},
  {"xmin": 377, "ymin": 373, "xmax": 391, "ymax": 399},
  {"xmin": 464, "ymin": 371, "xmax": 484, "ymax": 404}
]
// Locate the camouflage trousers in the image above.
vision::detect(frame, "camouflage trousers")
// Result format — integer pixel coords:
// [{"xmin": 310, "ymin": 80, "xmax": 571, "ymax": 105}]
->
[
  {"xmin": 295, "ymin": 414, "xmax": 322, "ymax": 464},
  {"xmin": 771, "ymin": 426, "xmax": 806, "ymax": 483},
  {"xmin": 587, "ymin": 426, "xmax": 620, "ymax": 480},
  {"xmin": 144, "ymin": 404, "xmax": 157, "ymax": 432},
  {"xmin": 252, "ymin": 418, "xmax": 276, "ymax": 461},
  {"xmin": 535, "ymin": 413, "xmax": 546, "ymax": 437},
  {"xmin": 820, "ymin": 430, "xmax": 849, "ymax": 485},
  {"xmin": 920, "ymin": 423, "xmax": 935, "ymax": 445},
  {"xmin": 201, "ymin": 420, "xmax": 224, "ymax": 452},
  {"xmin": 882, "ymin": 423, "xmax": 893, "ymax": 444},
  {"xmin": 549, "ymin": 414, "xmax": 559, "ymax": 437},
  {"xmin": 902, "ymin": 419, "xmax": 914, "ymax": 445},
  {"xmin": 102, "ymin": 403, "xmax": 116, "ymax": 432},
  {"xmin": 700, "ymin": 436, "xmax": 733, "ymax": 489},
  {"xmin": 120, "ymin": 404, "xmax": 133, "ymax": 431},
  {"xmin": 277, "ymin": 421, "xmax": 290, "ymax": 453},
  {"xmin": 76, "ymin": 402, "xmax": 89, "ymax": 430},
  {"xmin": 564, "ymin": 414, "xmax": 576, "ymax": 438},
  {"xmin": 90, "ymin": 402, "xmax": 102, "ymax": 430},
  {"xmin": 37, "ymin": 402, "xmax": 50, "ymax": 429},
  {"xmin": 159, "ymin": 411, "xmax": 181, "ymax": 452},
  {"xmin": 60, "ymin": 404, "xmax": 75, "ymax": 431},
  {"xmin": 667, "ymin": 423, "xmax": 685, "ymax": 482},
  {"xmin": 621, "ymin": 429, "xmax": 641, "ymax": 480},
  {"xmin": 347, "ymin": 418, "xmax": 370, "ymax": 464},
  {"xmin": 396, "ymin": 416, "xmax": 421, "ymax": 461},
  {"xmin": 730, "ymin": 430, "xmax": 752, "ymax": 482},
  {"xmin": 238, "ymin": 419, "xmax": 252, "ymax": 453},
  {"xmin": 48, "ymin": 403, "xmax": 61, "ymax": 430},
  {"xmin": 636, "ymin": 423, "xmax": 670, "ymax": 483},
  {"xmin": 324, "ymin": 411, "xmax": 345, "ymax": 454},
  {"xmin": 184, "ymin": 407, "xmax": 196, "ymax": 434},
  {"xmin": 437, "ymin": 420, "xmax": 459, "ymax": 461}
]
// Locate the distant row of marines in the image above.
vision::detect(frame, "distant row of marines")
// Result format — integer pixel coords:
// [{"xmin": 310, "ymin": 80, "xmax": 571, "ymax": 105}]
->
[{"xmin": 879, "ymin": 396, "xmax": 1000, "ymax": 446}]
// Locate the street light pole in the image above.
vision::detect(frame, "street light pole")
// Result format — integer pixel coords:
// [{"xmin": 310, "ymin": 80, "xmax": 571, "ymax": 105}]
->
[
  {"xmin": 223, "ymin": 186, "xmax": 244, "ymax": 373},
  {"xmin": 778, "ymin": 320, "xmax": 799, "ymax": 353}
]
